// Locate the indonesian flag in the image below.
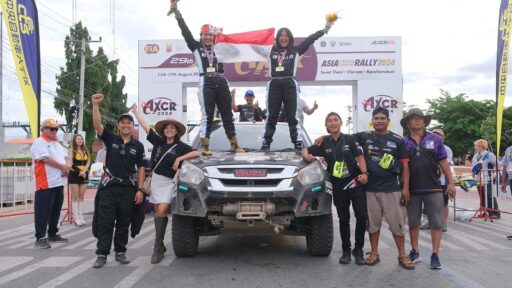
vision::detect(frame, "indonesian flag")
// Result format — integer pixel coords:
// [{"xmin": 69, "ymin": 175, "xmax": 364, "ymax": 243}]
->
[
  {"xmin": 343, "ymin": 177, "xmax": 359, "ymax": 190},
  {"xmin": 214, "ymin": 28, "xmax": 275, "ymax": 63}
]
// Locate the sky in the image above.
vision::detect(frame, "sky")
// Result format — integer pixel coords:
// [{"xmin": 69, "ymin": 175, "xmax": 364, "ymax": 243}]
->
[{"xmin": 1, "ymin": 0, "xmax": 508, "ymax": 140}]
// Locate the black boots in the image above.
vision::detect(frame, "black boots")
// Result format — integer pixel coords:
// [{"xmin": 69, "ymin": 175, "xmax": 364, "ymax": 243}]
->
[{"xmin": 151, "ymin": 216, "xmax": 168, "ymax": 264}]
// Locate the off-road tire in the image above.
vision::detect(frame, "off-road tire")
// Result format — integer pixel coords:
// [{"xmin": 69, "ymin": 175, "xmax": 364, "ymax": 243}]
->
[
  {"xmin": 306, "ymin": 214, "xmax": 333, "ymax": 256},
  {"xmin": 172, "ymin": 215, "xmax": 199, "ymax": 257}
]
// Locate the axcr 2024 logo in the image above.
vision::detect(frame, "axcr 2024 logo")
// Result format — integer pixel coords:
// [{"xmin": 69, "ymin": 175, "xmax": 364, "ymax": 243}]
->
[
  {"xmin": 142, "ymin": 97, "xmax": 178, "ymax": 116},
  {"xmin": 362, "ymin": 95, "xmax": 399, "ymax": 112}
]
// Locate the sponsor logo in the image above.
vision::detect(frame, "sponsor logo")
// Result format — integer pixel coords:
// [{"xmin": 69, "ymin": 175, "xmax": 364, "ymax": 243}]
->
[
  {"xmin": 426, "ymin": 141, "xmax": 435, "ymax": 149},
  {"xmin": 165, "ymin": 54, "xmax": 195, "ymax": 68},
  {"xmin": 387, "ymin": 141, "xmax": 397, "ymax": 148},
  {"xmin": 339, "ymin": 41, "xmax": 351, "ymax": 46},
  {"xmin": 330, "ymin": 40, "xmax": 336, "ymax": 47},
  {"xmin": 144, "ymin": 44, "xmax": 160, "ymax": 54},
  {"xmin": 320, "ymin": 41, "xmax": 327, "ymax": 47},
  {"xmin": 362, "ymin": 95, "xmax": 399, "ymax": 112},
  {"xmin": 142, "ymin": 97, "xmax": 178, "ymax": 115},
  {"xmin": 165, "ymin": 43, "xmax": 172, "ymax": 52},
  {"xmin": 321, "ymin": 59, "xmax": 396, "ymax": 67},
  {"xmin": 17, "ymin": 4, "xmax": 34, "ymax": 35},
  {"xmin": 371, "ymin": 40, "xmax": 396, "ymax": 45}
]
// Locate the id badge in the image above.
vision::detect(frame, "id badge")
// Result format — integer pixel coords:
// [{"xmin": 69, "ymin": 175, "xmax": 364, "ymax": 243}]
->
[
  {"xmin": 206, "ymin": 66, "xmax": 216, "ymax": 73},
  {"xmin": 333, "ymin": 161, "xmax": 349, "ymax": 179},
  {"xmin": 275, "ymin": 65, "xmax": 284, "ymax": 72},
  {"xmin": 379, "ymin": 153, "xmax": 394, "ymax": 169}
]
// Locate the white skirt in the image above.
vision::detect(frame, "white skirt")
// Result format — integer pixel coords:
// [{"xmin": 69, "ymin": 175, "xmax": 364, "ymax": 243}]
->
[{"xmin": 149, "ymin": 172, "xmax": 175, "ymax": 204}]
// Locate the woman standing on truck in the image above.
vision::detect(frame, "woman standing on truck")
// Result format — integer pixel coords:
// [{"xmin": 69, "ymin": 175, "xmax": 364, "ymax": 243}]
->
[{"xmin": 131, "ymin": 104, "xmax": 200, "ymax": 264}]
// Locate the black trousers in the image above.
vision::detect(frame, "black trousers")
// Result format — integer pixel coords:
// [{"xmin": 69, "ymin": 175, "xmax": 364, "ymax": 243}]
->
[
  {"xmin": 333, "ymin": 185, "xmax": 367, "ymax": 252},
  {"xmin": 263, "ymin": 78, "xmax": 301, "ymax": 145},
  {"xmin": 95, "ymin": 185, "xmax": 136, "ymax": 256},
  {"xmin": 479, "ymin": 182, "xmax": 500, "ymax": 217},
  {"xmin": 34, "ymin": 186, "xmax": 64, "ymax": 239},
  {"xmin": 199, "ymin": 76, "xmax": 236, "ymax": 139}
]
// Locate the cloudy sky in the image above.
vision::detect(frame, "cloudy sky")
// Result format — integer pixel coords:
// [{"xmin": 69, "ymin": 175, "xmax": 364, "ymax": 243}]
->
[{"xmin": 1, "ymin": 0, "xmax": 507, "ymax": 139}]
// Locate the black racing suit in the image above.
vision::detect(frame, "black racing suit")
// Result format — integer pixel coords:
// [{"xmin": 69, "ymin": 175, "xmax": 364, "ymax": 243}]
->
[
  {"xmin": 263, "ymin": 30, "xmax": 326, "ymax": 147},
  {"xmin": 175, "ymin": 11, "xmax": 235, "ymax": 139}
]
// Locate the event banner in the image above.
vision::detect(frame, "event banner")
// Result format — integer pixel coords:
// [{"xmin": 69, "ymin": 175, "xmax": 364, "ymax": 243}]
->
[
  {"xmin": 496, "ymin": 0, "xmax": 512, "ymax": 154},
  {"xmin": 1, "ymin": 0, "xmax": 40, "ymax": 138},
  {"xmin": 355, "ymin": 79, "xmax": 403, "ymax": 135},
  {"xmin": 138, "ymin": 37, "xmax": 402, "ymax": 83}
]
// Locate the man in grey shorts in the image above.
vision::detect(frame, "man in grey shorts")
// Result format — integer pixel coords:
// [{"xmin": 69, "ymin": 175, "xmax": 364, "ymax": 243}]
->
[
  {"xmin": 401, "ymin": 108, "xmax": 456, "ymax": 270},
  {"xmin": 355, "ymin": 107, "xmax": 413, "ymax": 269}
]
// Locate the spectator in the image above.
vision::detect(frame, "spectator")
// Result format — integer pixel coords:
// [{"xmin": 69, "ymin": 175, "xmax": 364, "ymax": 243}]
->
[
  {"xmin": 31, "ymin": 118, "xmax": 70, "ymax": 248},
  {"xmin": 68, "ymin": 134, "xmax": 91, "ymax": 226},
  {"xmin": 472, "ymin": 139, "xmax": 500, "ymax": 219},
  {"xmin": 297, "ymin": 97, "xmax": 318, "ymax": 124},
  {"xmin": 231, "ymin": 89, "xmax": 266, "ymax": 122},
  {"xmin": 501, "ymin": 130, "xmax": 512, "ymax": 240},
  {"xmin": 401, "ymin": 108, "xmax": 455, "ymax": 270},
  {"xmin": 95, "ymin": 140, "xmax": 106, "ymax": 164}
]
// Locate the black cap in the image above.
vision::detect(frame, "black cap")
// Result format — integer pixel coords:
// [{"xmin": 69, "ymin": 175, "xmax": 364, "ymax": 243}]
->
[
  {"xmin": 245, "ymin": 90, "xmax": 255, "ymax": 97},
  {"xmin": 118, "ymin": 114, "xmax": 134, "ymax": 123}
]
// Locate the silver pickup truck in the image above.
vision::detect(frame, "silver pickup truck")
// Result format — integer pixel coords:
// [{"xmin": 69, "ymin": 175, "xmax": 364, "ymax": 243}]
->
[{"xmin": 171, "ymin": 122, "xmax": 333, "ymax": 257}]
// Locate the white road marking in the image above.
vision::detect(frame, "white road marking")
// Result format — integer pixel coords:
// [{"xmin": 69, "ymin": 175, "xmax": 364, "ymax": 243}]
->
[
  {"xmin": 0, "ymin": 257, "xmax": 81, "ymax": 286},
  {"xmin": 38, "ymin": 257, "xmax": 97, "ymax": 288},
  {"xmin": 0, "ymin": 257, "xmax": 33, "ymax": 273}
]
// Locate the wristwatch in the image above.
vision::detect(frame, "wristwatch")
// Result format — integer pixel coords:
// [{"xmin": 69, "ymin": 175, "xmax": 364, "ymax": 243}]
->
[
  {"xmin": 361, "ymin": 172, "xmax": 370, "ymax": 176},
  {"xmin": 137, "ymin": 188, "xmax": 146, "ymax": 194}
]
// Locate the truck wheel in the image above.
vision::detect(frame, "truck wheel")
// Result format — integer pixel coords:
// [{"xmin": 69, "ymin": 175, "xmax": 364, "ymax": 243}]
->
[
  {"xmin": 172, "ymin": 215, "xmax": 199, "ymax": 257},
  {"xmin": 306, "ymin": 214, "xmax": 333, "ymax": 256}
]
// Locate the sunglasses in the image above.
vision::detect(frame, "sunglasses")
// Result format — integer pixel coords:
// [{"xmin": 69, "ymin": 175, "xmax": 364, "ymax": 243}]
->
[{"xmin": 46, "ymin": 127, "xmax": 59, "ymax": 132}]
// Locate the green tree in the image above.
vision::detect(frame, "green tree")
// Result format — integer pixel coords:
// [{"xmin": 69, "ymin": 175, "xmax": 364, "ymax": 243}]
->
[
  {"xmin": 480, "ymin": 107, "xmax": 512, "ymax": 155},
  {"xmin": 54, "ymin": 22, "xmax": 128, "ymax": 147},
  {"xmin": 427, "ymin": 90, "xmax": 495, "ymax": 157}
]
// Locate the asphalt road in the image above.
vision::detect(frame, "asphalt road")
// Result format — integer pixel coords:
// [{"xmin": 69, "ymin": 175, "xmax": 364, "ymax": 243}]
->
[{"xmin": 0, "ymin": 208, "xmax": 511, "ymax": 288}]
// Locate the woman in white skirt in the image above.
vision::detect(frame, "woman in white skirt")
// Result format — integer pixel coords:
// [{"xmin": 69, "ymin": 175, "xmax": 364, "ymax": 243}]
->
[{"xmin": 131, "ymin": 104, "xmax": 199, "ymax": 263}]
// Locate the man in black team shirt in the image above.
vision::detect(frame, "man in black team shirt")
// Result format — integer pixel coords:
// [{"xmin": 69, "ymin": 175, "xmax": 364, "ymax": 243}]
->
[
  {"xmin": 303, "ymin": 112, "xmax": 368, "ymax": 265},
  {"xmin": 354, "ymin": 107, "xmax": 414, "ymax": 270},
  {"xmin": 170, "ymin": 0, "xmax": 243, "ymax": 156},
  {"xmin": 91, "ymin": 93, "xmax": 145, "ymax": 268},
  {"xmin": 231, "ymin": 89, "xmax": 266, "ymax": 122}
]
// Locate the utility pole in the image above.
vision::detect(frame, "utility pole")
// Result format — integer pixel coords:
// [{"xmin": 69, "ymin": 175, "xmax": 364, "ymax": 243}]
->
[{"xmin": 75, "ymin": 37, "xmax": 101, "ymax": 134}]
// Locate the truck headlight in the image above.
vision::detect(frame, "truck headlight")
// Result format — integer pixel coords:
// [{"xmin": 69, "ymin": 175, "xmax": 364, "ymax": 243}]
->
[
  {"xmin": 179, "ymin": 161, "xmax": 204, "ymax": 184},
  {"xmin": 297, "ymin": 161, "xmax": 324, "ymax": 185}
]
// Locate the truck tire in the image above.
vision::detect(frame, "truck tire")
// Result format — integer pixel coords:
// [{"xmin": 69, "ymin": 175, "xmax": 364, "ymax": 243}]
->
[
  {"xmin": 306, "ymin": 214, "xmax": 333, "ymax": 256},
  {"xmin": 172, "ymin": 215, "xmax": 199, "ymax": 257}
]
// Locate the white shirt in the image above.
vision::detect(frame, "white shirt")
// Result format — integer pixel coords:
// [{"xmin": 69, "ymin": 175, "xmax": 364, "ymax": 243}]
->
[
  {"xmin": 440, "ymin": 144, "xmax": 454, "ymax": 185},
  {"xmin": 296, "ymin": 98, "xmax": 310, "ymax": 124},
  {"xmin": 31, "ymin": 135, "xmax": 68, "ymax": 190}
]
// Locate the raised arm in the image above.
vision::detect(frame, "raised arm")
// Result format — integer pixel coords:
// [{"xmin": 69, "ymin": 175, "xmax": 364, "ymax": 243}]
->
[
  {"xmin": 130, "ymin": 103, "xmax": 151, "ymax": 134},
  {"xmin": 171, "ymin": 0, "xmax": 198, "ymax": 51},
  {"xmin": 296, "ymin": 21, "xmax": 334, "ymax": 55},
  {"xmin": 91, "ymin": 93, "xmax": 105, "ymax": 137},
  {"xmin": 231, "ymin": 89, "xmax": 240, "ymax": 112}
]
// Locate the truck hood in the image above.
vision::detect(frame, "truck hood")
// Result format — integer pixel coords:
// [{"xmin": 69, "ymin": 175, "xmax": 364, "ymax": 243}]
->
[{"xmin": 188, "ymin": 152, "xmax": 309, "ymax": 169}]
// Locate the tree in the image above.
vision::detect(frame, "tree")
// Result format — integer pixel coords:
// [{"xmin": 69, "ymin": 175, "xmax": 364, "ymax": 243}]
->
[
  {"xmin": 427, "ymin": 90, "xmax": 495, "ymax": 157},
  {"xmin": 54, "ymin": 22, "xmax": 128, "ymax": 147},
  {"xmin": 480, "ymin": 107, "xmax": 512, "ymax": 155}
]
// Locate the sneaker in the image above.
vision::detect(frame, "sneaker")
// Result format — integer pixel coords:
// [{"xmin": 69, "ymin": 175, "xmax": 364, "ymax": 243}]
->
[
  {"xmin": 419, "ymin": 223, "xmax": 430, "ymax": 230},
  {"xmin": 352, "ymin": 249, "xmax": 366, "ymax": 265},
  {"xmin": 430, "ymin": 253, "xmax": 442, "ymax": 269},
  {"xmin": 34, "ymin": 238, "xmax": 51, "ymax": 249},
  {"xmin": 408, "ymin": 249, "xmax": 421, "ymax": 263},
  {"xmin": 48, "ymin": 234, "xmax": 69, "ymax": 243},
  {"xmin": 115, "ymin": 252, "xmax": 130, "ymax": 264},
  {"xmin": 339, "ymin": 250, "xmax": 351, "ymax": 264},
  {"xmin": 93, "ymin": 255, "xmax": 107, "ymax": 268},
  {"xmin": 260, "ymin": 143, "xmax": 270, "ymax": 153}
]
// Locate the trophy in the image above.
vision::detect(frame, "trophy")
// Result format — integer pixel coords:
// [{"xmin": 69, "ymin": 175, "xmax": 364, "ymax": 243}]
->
[{"xmin": 167, "ymin": 0, "xmax": 180, "ymax": 16}]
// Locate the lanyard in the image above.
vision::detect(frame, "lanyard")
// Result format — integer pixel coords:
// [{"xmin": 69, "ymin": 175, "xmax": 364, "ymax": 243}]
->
[
  {"xmin": 202, "ymin": 44, "xmax": 215, "ymax": 67},
  {"xmin": 277, "ymin": 50, "xmax": 287, "ymax": 66},
  {"xmin": 330, "ymin": 136, "xmax": 346, "ymax": 165}
]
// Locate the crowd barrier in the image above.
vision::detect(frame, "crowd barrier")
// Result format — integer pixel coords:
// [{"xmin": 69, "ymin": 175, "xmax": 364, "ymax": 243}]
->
[{"xmin": 0, "ymin": 160, "xmax": 35, "ymax": 217}]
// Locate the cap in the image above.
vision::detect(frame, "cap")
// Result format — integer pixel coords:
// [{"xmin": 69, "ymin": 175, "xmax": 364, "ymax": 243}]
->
[
  {"xmin": 200, "ymin": 24, "xmax": 214, "ymax": 34},
  {"xmin": 432, "ymin": 128, "xmax": 445, "ymax": 138},
  {"xmin": 118, "ymin": 114, "xmax": 134, "ymax": 123},
  {"xmin": 41, "ymin": 118, "xmax": 60, "ymax": 128},
  {"xmin": 245, "ymin": 90, "xmax": 255, "ymax": 97}
]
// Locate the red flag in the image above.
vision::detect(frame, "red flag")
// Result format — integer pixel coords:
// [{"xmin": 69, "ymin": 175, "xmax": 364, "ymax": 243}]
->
[{"xmin": 214, "ymin": 28, "xmax": 275, "ymax": 63}]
